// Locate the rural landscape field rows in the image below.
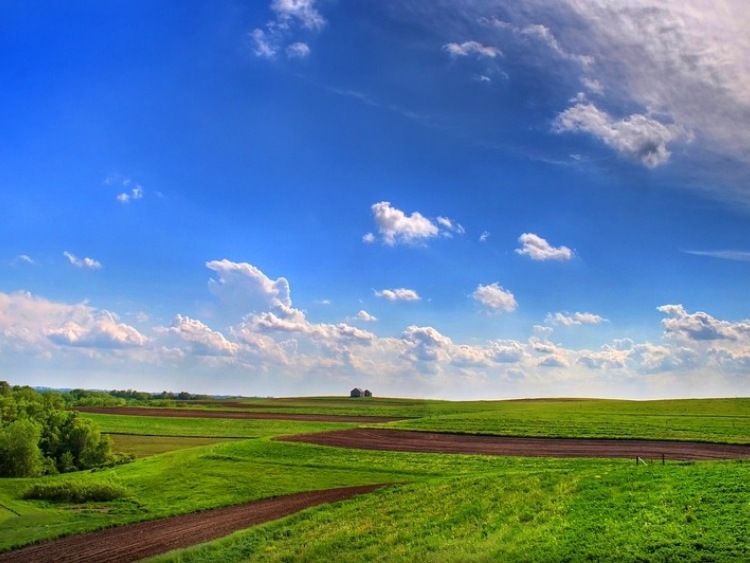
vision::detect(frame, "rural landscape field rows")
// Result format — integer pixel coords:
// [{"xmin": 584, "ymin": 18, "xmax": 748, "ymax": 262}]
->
[{"xmin": 1, "ymin": 396, "xmax": 749, "ymax": 562}]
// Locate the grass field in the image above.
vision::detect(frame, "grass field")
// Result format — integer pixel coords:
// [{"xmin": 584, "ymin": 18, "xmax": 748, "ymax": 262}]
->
[
  {"xmin": 107, "ymin": 435, "xmax": 240, "ymax": 458},
  {"xmin": 1, "ymin": 397, "xmax": 748, "ymax": 561}
]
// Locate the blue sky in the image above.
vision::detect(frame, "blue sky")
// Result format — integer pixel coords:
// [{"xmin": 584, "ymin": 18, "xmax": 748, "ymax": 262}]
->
[{"xmin": 2, "ymin": 0, "xmax": 750, "ymax": 399}]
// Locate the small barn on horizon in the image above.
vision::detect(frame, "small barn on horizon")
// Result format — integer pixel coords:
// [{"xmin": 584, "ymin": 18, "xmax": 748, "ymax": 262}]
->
[{"xmin": 350, "ymin": 388, "xmax": 373, "ymax": 398}]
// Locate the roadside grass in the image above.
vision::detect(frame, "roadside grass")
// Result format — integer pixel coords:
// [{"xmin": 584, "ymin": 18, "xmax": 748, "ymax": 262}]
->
[
  {"xmin": 83, "ymin": 413, "xmax": 358, "ymax": 438},
  {"xmin": 151, "ymin": 460, "xmax": 750, "ymax": 563},
  {"xmin": 107, "ymin": 435, "xmax": 240, "ymax": 458}
]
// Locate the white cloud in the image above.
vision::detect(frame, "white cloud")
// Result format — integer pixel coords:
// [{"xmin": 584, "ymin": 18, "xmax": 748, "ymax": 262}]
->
[
  {"xmin": 554, "ymin": 1, "xmax": 750, "ymax": 167},
  {"xmin": 554, "ymin": 100, "xmax": 684, "ymax": 168},
  {"xmin": 658, "ymin": 304, "xmax": 750, "ymax": 341},
  {"xmin": 271, "ymin": 0, "xmax": 325, "ymax": 30},
  {"xmin": 479, "ymin": 231, "xmax": 490, "ymax": 242},
  {"xmin": 683, "ymin": 250, "xmax": 750, "ymax": 262},
  {"xmin": 251, "ymin": 1, "xmax": 324, "ymax": 60},
  {"xmin": 516, "ymin": 233, "xmax": 573, "ymax": 261},
  {"xmin": 286, "ymin": 42, "xmax": 311, "ymax": 58},
  {"xmin": 369, "ymin": 201, "xmax": 439, "ymax": 246},
  {"xmin": 436, "ymin": 216, "xmax": 465, "ymax": 236},
  {"xmin": 63, "ymin": 251, "xmax": 102, "ymax": 270},
  {"xmin": 375, "ymin": 288, "xmax": 421, "ymax": 302},
  {"xmin": 12, "ymin": 255, "xmax": 34, "ymax": 266},
  {"xmin": 546, "ymin": 312, "xmax": 606, "ymax": 326},
  {"xmin": 443, "ymin": 41, "xmax": 501, "ymax": 58},
  {"xmin": 0, "ymin": 291, "xmax": 145, "ymax": 354},
  {"xmin": 47, "ymin": 311, "xmax": 147, "ymax": 349},
  {"xmin": 160, "ymin": 315, "xmax": 238, "ymax": 356},
  {"xmin": 249, "ymin": 28, "xmax": 277, "ymax": 58},
  {"xmin": 472, "ymin": 283, "xmax": 517, "ymax": 313},
  {"xmin": 488, "ymin": 340, "xmax": 526, "ymax": 363},
  {"xmin": 206, "ymin": 259, "xmax": 291, "ymax": 314},
  {"xmin": 116, "ymin": 184, "xmax": 143, "ymax": 204},
  {"xmin": 401, "ymin": 325, "xmax": 453, "ymax": 363},
  {"xmin": 356, "ymin": 310, "xmax": 378, "ymax": 322},
  {"xmin": 367, "ymin": 202, "xmax": 463, "ymax": 245}
]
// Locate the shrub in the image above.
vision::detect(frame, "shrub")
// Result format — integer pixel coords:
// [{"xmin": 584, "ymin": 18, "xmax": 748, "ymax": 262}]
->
[{"xmin": 23, "ymin": 480, "xmax": 128, "ymax": 503}]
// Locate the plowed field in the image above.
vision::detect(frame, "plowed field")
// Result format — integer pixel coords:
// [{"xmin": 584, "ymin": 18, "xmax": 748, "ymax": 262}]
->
[
  {"xmin": 0, "ymin": 485, "xmax": 386, "ymax": 563},
  {"xmin": 278, "ymin": 428, "xmax": 750, "ymax": 460},
  {"xmin": 75, "ymin": 406, "xmax": 404, "ymax": 423}
]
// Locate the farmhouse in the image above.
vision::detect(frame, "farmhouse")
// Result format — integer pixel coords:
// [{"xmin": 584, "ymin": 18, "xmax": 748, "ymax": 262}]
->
[{"xmin": 350, "ymin": 388, "xmax": 373, "ymax": 398}]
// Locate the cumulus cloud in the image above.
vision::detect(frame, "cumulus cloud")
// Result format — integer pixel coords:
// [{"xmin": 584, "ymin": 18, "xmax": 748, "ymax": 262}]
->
[
  {"xmin": 516, "ymin": 233, "xmax": 573, "ymax": 261},
  {"xmin": 160, "ymin": 315, "xmax": 238, "ymax": 356},
  {"xmin": 443, "ymin": 41, "xmax": 502, "ymax": 58},
  {"xmin": 368, "ymin": 201, "xmax": 439, "ymax": 246},
  {"xmin": 63, "ymin": 251, "xmax": 102, "ymax": 270},
  {"xmin": 401, "ymin": 325, "xmax": 453, "ymax": 363},
  {"xmin": 0, "ymin": 291, "xmax": 146, "ymax": 354},
  {"xmin": 47, "ymin": 311, "xmax": 147, "ymax": 349},
  {"xmin": 367, "ymin": 202, "xmax": 463, "ymax": 246},
  {"xmin": 356, "ymin": 310, "xmax": 378, "ymax": 322},
  {"xmin": 554, "ymin": 100, "xmax": 684, "ymax": 168},
  {"xmin": 375, "ymin": 288, "xmax": 421, "ymax": 302},
  {"xmin": 658, "ymin": 304, "xmax": 750, "ymax": 341},
  {"xmin": 546, "ymin": 312, "xmax": 606, "ymax": 326},
  {"xmin": 206, "ymin": 259, "xmax": 291, "ymax": 314},
  {"xmin": 472, "ymin": 283, "xmax": 517, "ymax": 313}
]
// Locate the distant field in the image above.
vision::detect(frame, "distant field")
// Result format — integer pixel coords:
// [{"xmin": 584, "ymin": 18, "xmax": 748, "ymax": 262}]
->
[{"xmin": 83, "ymin": 413, "xmax": 358, "ymax": 438}]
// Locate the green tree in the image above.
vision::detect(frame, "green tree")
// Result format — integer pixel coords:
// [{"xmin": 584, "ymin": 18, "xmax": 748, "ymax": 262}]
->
[{"xmin": 0, "ymin": 418, "xmax": 43, "ymax": 477}]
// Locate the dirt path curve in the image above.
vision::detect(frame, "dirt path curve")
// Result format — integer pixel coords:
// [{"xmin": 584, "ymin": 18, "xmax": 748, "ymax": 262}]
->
[
  {"xmin": 0, "ymin": 485, "xmax": 385, "ymax": 563},
  {"xmin": 75, "ymin": 406, "xmax": 405, "ymax": 423},
  {"xmin": 279, "ymin": 428, "xmax": 750, "ymax": 460}
]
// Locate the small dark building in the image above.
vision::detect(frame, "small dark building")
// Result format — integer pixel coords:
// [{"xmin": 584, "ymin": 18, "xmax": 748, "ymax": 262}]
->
[
  {"xmin": 364, "ymin": 389, "xmax": 372, "ymax": 397},
  {"xmin": 350, "ymin": 387, "xmax": 363, "ymax": 398}
]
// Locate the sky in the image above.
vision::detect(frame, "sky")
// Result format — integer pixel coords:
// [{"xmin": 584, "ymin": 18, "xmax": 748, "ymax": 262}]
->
[{"xmin": 2, "ymin": 0, "xmax": 750, "ymax": 399}]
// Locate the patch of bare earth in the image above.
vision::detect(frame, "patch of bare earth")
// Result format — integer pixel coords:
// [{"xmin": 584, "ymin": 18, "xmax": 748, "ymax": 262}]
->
[
  {"xmin": 278, "ymin": 428, "xmax": 750, "ymax": 460},
  {"xmin": 75, "ymin": 406, "xmax": 405, "ymax": 423},
  {"xmin": 0, "ymin": 485, "xmax": 385, "ymax": 563}
]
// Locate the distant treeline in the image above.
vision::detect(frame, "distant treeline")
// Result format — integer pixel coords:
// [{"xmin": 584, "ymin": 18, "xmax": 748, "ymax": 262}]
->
[
  {"xmin": 67, "ymin": 388, "xmax": 219, "ymax": 406},
  {"xmin": 0, "ymin": 381, "xmax": 128, "ymax": 477}
]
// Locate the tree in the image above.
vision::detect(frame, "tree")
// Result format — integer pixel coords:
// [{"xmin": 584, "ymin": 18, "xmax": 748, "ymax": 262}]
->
[{"xmin": 0, "ymin": 418, "xmax": 43, "ymax": 477}]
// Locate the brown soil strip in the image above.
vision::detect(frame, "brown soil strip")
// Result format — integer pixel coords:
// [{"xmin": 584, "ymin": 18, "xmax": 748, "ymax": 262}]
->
[
  {"xmin": 75, "ymin": 406, "xmax": 405, "ymax": 423},
  {"xmin": 278, "ymin": 428, "xmax": 750, "ymax": 460},
  {"xmin": 0, "ymin": 485, "xmax": 385, "ymax": 563}
]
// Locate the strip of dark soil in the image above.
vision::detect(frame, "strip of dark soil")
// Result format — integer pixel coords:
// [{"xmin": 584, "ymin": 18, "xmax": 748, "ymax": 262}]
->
[
  {"xmin": 0, "ymin": 485, "xmax": 386, "ymax": 563},
  {"xmin": 278, "ymin": 428, "xmax": 750, "ymax": 460},
  {"xmin": 75, "ymin": 406, "xmax": 405, "ymax": 423}
]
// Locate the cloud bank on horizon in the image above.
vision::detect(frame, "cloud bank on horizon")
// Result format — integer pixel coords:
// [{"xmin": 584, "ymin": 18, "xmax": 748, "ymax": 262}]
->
[{"xmin": 1, "ymin": 0, "xmax": 749, "ymax": 399}]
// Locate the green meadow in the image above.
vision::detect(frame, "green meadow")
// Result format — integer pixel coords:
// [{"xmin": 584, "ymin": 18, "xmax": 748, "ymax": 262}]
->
[{"xmin": 0, "ymin": 397, "xmax": 748, "ymax": 561}]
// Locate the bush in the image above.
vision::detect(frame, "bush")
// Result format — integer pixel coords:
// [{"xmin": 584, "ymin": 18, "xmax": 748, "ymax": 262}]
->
[{"xmin": 23, "ymin": 480, "xmax": 128, "ymax": 503}]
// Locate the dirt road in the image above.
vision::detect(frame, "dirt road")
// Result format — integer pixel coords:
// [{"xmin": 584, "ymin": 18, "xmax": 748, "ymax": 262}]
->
[
  {"xmin": 75, "ymin": 406, "xmax": 405, "ymax": 423},
  {"xmin": 0, "ymin": 485, "xmax": 386, "ymax": 563},
  {"xmin": 278, "ymin": 428, "xmax": 750, "ymax": 460}
]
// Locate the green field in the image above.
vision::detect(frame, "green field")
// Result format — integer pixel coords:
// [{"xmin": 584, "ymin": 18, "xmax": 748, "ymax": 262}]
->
[{"xmin": 1, "ymin": 397, "xmax": 748, "ymax": 561}]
